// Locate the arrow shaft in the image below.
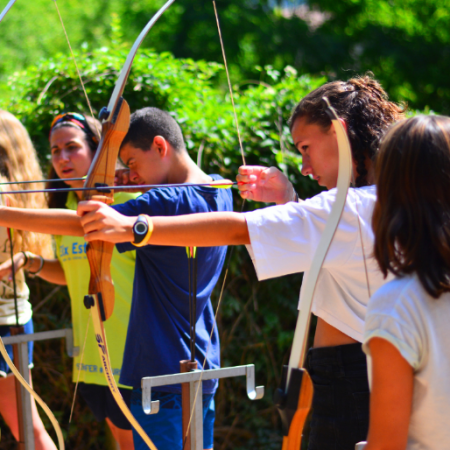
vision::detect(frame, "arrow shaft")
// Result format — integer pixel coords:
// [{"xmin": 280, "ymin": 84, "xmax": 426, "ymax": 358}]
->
[{"xmin": 0, "ymin": 181, "xmax": 235, "ymax": 196}]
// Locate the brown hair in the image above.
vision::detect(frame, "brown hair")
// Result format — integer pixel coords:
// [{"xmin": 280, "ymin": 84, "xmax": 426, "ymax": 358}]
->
[
  {"xmin": 373, "ymin": 115, "xmax": 450, "ymax": 298},
  {"xmin": 289, "ymin": 74, "xmax": 405, "ymax": 187},
  {"xmin": 0, "ymin": 110, "xmax": 53, "ymax": 257},
  {"xmin": 46, "ymin": 114, "xmax": 101, "ymax": 209}
]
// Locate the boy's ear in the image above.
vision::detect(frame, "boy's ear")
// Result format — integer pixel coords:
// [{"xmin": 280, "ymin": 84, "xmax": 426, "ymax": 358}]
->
[{"xmin": 153, "ymin": 135, "xmax": 169, "ymax": 157}]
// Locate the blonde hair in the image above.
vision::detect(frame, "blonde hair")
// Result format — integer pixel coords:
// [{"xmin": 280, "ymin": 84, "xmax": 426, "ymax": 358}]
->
[{"xmin": 0, "ymin": 110, "xmax": 53, "ymax": 258}]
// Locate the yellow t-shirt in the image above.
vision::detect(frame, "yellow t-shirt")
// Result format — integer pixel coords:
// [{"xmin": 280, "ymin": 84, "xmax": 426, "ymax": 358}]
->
[{"xmin": 55, "ymin": 191, "xmax": 138, "ymax": 388}]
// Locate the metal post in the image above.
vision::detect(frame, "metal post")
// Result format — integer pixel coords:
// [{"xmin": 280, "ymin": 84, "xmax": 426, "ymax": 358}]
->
[
  {"xmin": 180, "ymin": 360, "xmax": 198, "ymax": 450},
  {"xmin": 17, "ymin": 340, "xmax": 35, "ymax": 450},
  {"xmin": 190, "ymin": 377, "xmax": 203, "ymax": 450}
]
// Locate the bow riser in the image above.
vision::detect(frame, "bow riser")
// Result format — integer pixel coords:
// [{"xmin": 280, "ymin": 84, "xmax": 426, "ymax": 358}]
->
[{"xmin": 84, "ymin": 98, "xmax": 130, "ymax": 321}]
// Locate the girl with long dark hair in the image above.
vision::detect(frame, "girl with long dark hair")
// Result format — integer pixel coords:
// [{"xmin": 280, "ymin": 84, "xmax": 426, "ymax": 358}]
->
[{"xmin": 362, "ymin": 115, "xmax": 450, "ymax": 450}]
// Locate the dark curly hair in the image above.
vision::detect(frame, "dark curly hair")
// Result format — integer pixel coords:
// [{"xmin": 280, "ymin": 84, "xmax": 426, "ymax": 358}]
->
[{"xmin": 289, "ymin": 74, "xmax": 406, "ymax": 187}]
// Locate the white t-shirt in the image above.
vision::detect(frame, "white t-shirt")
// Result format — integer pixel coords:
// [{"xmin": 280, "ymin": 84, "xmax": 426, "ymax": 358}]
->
[
  {"xmin": 244, "ymin": 185, "xmax": 389, "ymax": 342},
  {"xmin": 363, "ymin": 275, "xmax": 450, "ymax": 450}
]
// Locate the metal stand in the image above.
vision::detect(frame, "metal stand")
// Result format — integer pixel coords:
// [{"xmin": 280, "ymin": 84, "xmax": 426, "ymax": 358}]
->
[
  {"xmin": 2, "ymin": 328, "xmax": 76, "ymax": 449},
  {"xmin": 141, "ymin": 364, "xmax": 264, "ymax": 450}
]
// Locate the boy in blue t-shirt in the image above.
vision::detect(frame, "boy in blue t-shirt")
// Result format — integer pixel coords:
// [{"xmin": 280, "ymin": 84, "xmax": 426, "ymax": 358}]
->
[{"xmin": 81, "ymin": 107, "xmax": 233, "ymax": 450}]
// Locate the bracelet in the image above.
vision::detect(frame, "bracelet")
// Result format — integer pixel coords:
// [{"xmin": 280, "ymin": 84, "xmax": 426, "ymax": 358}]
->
[
  {"xmin": 20, "ymin": 251, "xmax": 29, "ymax": 269},
  {"xmin": 28, "ymin": 255, "xmax": 44, "ymax": 278}
]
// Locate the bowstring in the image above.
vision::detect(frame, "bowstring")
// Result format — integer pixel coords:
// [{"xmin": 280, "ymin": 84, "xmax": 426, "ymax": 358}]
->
[
  {"xmin": 213, "ymin": 0, "xmax": 246, "ymax": 166},
  {"xmin": 349, "ymin": 167, "xmax": 371, "ymax": 299},
  {"xmin": 52, "ymin": 0, "xmax": 95, "ymax": 122},
  {"xmin": 182, "ymin": 3, "xmax": 247, "ymax": 446},
  {"xmin": 355, "ymin": 194, "xmax": 372, "ymax": 298}
]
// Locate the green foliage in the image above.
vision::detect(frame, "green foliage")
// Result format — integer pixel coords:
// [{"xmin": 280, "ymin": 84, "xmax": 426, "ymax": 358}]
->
[
  {"xmin": 0, "ymin": 33, "xmax": 323, "ymax": 448},
  {"xmin": 305, "ymin": 0, "xmax": 450, "ymax": 112},
  {"xmin": 1, "ymin": 0, "xmax": 450, "ymax": 112}
]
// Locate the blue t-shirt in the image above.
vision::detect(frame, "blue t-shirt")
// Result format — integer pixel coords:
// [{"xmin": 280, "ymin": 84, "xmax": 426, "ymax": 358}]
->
[{"xmin": 113, "ymin": 175, "xmax": 233, "ymax": 393}]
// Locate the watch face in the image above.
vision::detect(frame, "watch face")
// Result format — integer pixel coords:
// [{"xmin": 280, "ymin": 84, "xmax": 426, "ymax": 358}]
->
[{"xmin": 135, "ymin": 222, "xmax": 147, "ymax": 235}]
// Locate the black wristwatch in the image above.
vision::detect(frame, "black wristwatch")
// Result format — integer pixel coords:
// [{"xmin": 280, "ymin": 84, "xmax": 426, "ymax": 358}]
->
[{"xmin": 133, "ymin": 215, "xmax": 150, "ymax": 244}]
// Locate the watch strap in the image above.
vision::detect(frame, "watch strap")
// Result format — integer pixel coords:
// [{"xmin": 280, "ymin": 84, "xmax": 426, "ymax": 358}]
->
[{"xmin": 132, "ymin": 215, "xmax": 154, "ymax": 247}]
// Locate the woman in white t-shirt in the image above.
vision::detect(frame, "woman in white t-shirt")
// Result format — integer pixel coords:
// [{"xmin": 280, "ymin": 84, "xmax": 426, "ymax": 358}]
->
[
  {"xmin": 76, "ymin": 75, "xmax": 404, "ymax": 449},
  {"xmin": 362, "ymin": 115, "xmax": 450, "ymax": 450}
]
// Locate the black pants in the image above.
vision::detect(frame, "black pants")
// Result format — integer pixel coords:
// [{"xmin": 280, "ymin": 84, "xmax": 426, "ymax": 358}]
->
[{"xmin": 305, "ymin": 343, "xmax": 369, "ymax": 450}]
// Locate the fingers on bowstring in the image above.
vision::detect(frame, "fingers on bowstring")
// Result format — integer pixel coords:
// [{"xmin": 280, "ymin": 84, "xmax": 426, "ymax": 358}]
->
[{"xmin": 238, "ymin": 188, "xmax": 255, "ymax": 200}]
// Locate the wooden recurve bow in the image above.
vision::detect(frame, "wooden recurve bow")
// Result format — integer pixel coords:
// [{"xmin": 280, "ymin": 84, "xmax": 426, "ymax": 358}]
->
[
  {"xmin": 274, "ymin": 98, "xmax": 353, "ymax": 449},
  {"xmin": 80, "ymin": 2, "xmax": 177, "ymax": 450}
]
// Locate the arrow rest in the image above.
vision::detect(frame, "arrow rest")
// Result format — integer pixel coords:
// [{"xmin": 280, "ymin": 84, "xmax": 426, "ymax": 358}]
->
[
  {"xmin": 99, "ymin": 107, "xmax": 110, "ymax": 121},
  {"xmin": 84, "ymin": 295, "xmax": 95, "ymax": 309}
]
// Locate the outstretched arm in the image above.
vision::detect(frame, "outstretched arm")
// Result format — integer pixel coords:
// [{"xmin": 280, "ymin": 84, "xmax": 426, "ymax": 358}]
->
[
  {"xmin": 77, "ymin": 201, "xmax": 250, "ymax": 246},
  {"xmin": 237, "ymin": 165, "xmax": 298, "ymax": 204},
  {"xmin": 0, "ymin": 205, "xmax": 83, "ymax": 236}
]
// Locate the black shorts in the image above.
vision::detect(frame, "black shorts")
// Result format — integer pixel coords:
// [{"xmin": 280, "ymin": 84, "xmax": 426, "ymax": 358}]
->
[
  {"xmin": 305, "ymin": 343, "xmax": 369, "ymax": 450},
  {"xmin": 78, "ymin": 382, "xmax": 132, "ymax": 430}
]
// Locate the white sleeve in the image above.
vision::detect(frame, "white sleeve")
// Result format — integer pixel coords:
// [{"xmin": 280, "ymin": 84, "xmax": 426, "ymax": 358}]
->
[
  {"xmin": 244, "ymin": 189, "xmax": 358, "ymax": 281},
  {"xmin": 362, "ymin": 282, "xmax": 422, "ymax": 370}
]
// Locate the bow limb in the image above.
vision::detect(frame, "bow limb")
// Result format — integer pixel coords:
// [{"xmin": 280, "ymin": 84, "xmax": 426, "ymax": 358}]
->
[
  {"xmin": 277, "ymin": 98, "xmax": 353, "ymax": 449},
  {"xmin": 89, "ymin": 297, "xmax": 158, "ymax": 450},
  {"xmin": 0, "ymin": 338, "xmax": 65, "ymax": 449},
  {"xmin": 104, "ymin": 0, "xmax": 176, "ymax": 121}
]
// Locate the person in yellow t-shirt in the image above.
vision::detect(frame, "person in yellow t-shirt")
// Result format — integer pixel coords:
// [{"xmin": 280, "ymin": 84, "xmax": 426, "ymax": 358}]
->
[{"xmin": 0, "ymin": 113, "xmax": 138, "ymax": 450}]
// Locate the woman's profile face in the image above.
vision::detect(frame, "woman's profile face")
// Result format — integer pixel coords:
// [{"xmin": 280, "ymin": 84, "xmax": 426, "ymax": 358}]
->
[
  {"xmin": 291, "ymin": 116, "xmax": 340, "ymax": 190},
  {"xmin": 50, "ymin": 126, "xmax": 93, "ymax": 188}
]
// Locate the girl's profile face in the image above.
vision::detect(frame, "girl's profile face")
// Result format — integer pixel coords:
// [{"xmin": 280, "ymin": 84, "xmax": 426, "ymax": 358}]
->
[
  {"xmin": 50, "ymin": 127, "xmax": 93, "ymax": 189},
  {"xmin": 291, "ymin": 116, "xmax": 340, "ymax": 190}
]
